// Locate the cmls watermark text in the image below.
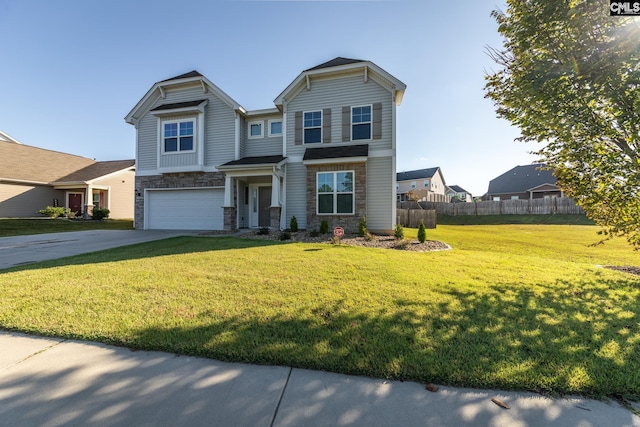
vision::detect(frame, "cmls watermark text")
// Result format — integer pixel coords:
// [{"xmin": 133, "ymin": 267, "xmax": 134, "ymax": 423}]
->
[{"xmin": 610, "ymin": 1, "xmax": 640, "ymax": 15}]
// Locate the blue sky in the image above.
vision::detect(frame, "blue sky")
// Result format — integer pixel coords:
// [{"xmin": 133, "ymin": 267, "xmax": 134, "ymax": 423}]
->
[{"xmin": 0, "ymin": 0, "xmax": 539, "ymax": 197}]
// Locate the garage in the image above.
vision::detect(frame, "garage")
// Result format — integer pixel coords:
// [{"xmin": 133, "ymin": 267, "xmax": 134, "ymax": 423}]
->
[{"xmin": 146, "ymin": 188, "xmax": 224, "ymax": 230}]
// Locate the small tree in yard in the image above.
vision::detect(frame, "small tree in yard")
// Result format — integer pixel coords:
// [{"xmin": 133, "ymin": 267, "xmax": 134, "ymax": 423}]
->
[
  {"xmin": 394, "ymin": 223, "xmax": 404, "ymax": 240},
  {"xmin": 417, "ymin": 220, "xmax": 426, "ymax": 243},
  {"xmin": 290, "ymin": 216, "xmax": 299, "ymax": 232}
]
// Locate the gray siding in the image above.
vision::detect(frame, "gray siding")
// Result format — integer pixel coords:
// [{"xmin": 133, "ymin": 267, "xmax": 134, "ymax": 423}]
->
[
  {"xmin": 136, "ymin": 84, "xmax": 237, "ymax": 172},
  {"xmin": 244, "ymin": 115, "xmax": 283, "ymax": 158},
  {"xmin": 285, "ymin": 74, "xmax": 393, "ymax": 158},
  {"xmin": 0, "ymin": 183, "xmax": 64, "ymax": 217},
  {"xmin": 366, "ymin": 156, "xmax": 394, "ymax": 232},
  {"xmin": 284, "ymin": 162, "xmax": 307, "ymax": 230}
]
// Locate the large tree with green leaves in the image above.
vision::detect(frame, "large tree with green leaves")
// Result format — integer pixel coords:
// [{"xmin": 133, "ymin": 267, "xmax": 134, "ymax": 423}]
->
[{"xmin": 485, "ymin": 0, "xmax": 640, "ymax": 247}]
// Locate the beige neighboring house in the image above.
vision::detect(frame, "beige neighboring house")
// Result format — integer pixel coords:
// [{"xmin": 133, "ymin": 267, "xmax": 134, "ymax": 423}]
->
[
  {"xmin": 0, "ymin": 135, "xmax": 135, "ymax": 218},
  {"xmin": 396, "ymin": 167, "xmax": 449, "ymax": 202}
]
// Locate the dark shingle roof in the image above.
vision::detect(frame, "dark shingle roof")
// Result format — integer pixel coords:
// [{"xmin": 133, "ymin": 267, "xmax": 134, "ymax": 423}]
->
[
  {"xmin": 396, "ymin": 167, "xmax": 440, "ymax": 182},
  {"xmin": 219, "ymin": 156, "xmax": 286, "ymax": 167},
  {"xmin": 150, "ymin": 99, "xmax": 208, "ymax": 111},
  {"xmin": 303, "ymin": 144, "xmax": 368, "ymax": 161},
  {"xmin": 56, "ymin": 160, "xmax": 135, "ymax": 182},
  {"xmin": 487, "ymin": 164, "xmax": 556, "ymax": 194},
  {"xmin": 160, "ymin": 70, "xmax": 203, "ymax": 82},
  {"xmin": 304, "ymin": 57, "xmax": 366, "ymax": 72},
  {"xmin": 449, "ymin": 185, "xmax": 469, "ymax": 193}
]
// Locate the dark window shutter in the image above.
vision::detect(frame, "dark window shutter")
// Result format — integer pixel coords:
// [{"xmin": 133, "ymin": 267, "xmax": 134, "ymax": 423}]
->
[
  {"xmin": 323, "ymin": 108, "xmax": 331, "ymax": 143},
  {"xmin": 294, "ymin": 111, "xmax": 302, "ymax": 145},
  {"xmin": 342, "ymin": 106, "xmax": 351, "ymax": 142},
  {"xmin": 372, "ymin": 102, "xmax": 382, "ymax": 139}
]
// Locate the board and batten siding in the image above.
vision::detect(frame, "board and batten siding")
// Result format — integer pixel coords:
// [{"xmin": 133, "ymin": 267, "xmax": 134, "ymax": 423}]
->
[
  {"xmin": 285, "ymin": 74, "xmax": 393, "ymax": 158},
  {"xmin": 366, "ymin": 156, "xmax": 395, "ymax": 232},
  {"xmin": 284, "ymin": 162, "xmax": 308, "ymax": 230}
]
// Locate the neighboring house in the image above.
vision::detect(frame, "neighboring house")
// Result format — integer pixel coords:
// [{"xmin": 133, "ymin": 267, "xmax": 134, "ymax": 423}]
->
[
  {"xmin": 0, "ymin": 137, "xmax": 135, "ymax": 218},
  {"xmin": 484, "ymin": 163, "xmax": 564, "ymax": 201},
  {"xmin": 125, "ymin": 57, "xmax": 406, "ymax": 233},
  {"xmin": 396, "ymin": 167, "xmax": 448, "ymax": 202},
  {"xmin": 446, "ymin": 185, "xmax": 472, "ymax": 202}
]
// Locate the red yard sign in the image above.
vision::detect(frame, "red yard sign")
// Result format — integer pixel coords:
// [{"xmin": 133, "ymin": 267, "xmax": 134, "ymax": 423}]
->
[{"xmin": 334, "ymin": 226, "xmax": 344, "ymax": 238}]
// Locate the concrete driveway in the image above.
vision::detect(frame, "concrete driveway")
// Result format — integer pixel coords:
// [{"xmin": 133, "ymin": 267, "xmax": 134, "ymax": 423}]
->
[{"xmin": 0, "ymin": 230, "xmax": 193, "ymax": 270}]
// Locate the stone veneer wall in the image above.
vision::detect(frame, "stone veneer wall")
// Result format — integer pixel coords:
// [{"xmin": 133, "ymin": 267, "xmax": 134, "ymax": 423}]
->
[
  {"xmin": 305, "ymin": 162, "xmax": 366, "ymax": 234},
  {"xmin": 134, "ymin": 171, "xmax": 227, "ymax": 229}
]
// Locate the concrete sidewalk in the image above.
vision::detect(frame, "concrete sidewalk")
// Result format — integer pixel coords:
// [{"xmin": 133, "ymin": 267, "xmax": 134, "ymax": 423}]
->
[{"xmin": 1, "ymin": 332, "xmax": 638, "ymax": 427}]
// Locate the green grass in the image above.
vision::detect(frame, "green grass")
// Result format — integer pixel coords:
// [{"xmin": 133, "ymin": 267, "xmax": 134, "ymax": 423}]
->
[
  {"xmin": 437, "ymin": 214, "xmax": 595, "ymax": 225},
  {"xmin": 0, "ymin": 218, "xmax": 133, "ymax": 237},
  {"xmin": 1, "ymin": 224, "xmax": 639, "ymax": 399}
]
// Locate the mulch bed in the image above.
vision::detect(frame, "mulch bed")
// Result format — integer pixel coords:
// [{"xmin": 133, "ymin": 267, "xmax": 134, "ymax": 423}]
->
[{"xmin": 604, "ymin": 266, "xmax": 640, "ymax": 277}]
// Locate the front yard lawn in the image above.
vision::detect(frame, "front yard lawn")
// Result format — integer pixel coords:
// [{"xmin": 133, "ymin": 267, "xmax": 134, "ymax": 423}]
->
[
  {"xmin": 1, "ymin": 224, "xmax": 639, "ymax": 399},
  {"xmin": 0, "ymin": 218, "xmax": 134, "ymax": 237}
]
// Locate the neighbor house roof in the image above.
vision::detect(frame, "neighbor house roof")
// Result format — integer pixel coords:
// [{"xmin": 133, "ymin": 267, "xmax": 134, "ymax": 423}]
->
[
  {"xmin": 396, "ymin": 167, "xmax": 440, "ymax": 182},
  {"xmin": 487, "ymin": 164, "xmax": 557, "ymax": 195},
  {"xmin": 449, "ymin": 185, "xmax": 469, "ymax": 194},
  {"xmin": 0, "ymin": 140, "xmax": 96, "ymax": 183},
  {"xmin": 55, "ymin": 160, "xmax": 135, "ymax": 183}
]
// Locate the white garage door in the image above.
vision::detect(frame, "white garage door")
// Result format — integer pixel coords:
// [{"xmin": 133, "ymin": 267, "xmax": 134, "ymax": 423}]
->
[{"xmin": 146, "ymin": 189, "xmax": 224, "ymax": 230}]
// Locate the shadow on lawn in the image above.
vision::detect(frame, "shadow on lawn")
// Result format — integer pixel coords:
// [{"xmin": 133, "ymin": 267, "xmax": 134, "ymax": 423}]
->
[{"xmin": 127, "ymin": 276, "xmax": 640, "ymax": 400}]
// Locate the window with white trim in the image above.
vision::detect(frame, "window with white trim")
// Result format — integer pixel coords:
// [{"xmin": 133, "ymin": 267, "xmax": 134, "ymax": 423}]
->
[
  {"xmin": 163, "ymin": 119, "xmax": 194, "ymax": 153},
  {"xmin": 317, "ymin": 171, "xmax": 354, "ymax": 215},
  {"xmin": 352, "ymin": 105, "xmax": 371, "ymax": 140},
  {"xmin": 268, "ymin": 120, "xmax": 282, "ymax": 137},
  {"xmin": 304, "ymin": 111, "xmax": 322, "ymax": 143},
  {"xmin": 424, "ymin": 179, "xmax": 430, "ymax": 188},
  {"xmin": 411, "ymin": 181, "xmax": 416, "ymax": 189},
  {"xmin": 248, "ymin": 121, "xmax": 263, "ymax": 139}
]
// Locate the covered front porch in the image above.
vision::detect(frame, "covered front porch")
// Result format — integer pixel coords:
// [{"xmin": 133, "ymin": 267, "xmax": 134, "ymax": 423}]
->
[
  {"xmin": 218, "ymin": 156, "xmax": 287, "ymax": 231},
  {"xmin": 52, "ymin": 183, "xmax": 109, "ymax": 218}
]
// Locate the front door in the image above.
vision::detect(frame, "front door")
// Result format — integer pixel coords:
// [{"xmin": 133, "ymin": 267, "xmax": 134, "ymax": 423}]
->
[
  {"xmin": 258, "ymin": 187, "xmax": 272, "ymax": 227},
  {"xmin": 68, "ymin": 193, "xmax": 83, "ymax": 214}
]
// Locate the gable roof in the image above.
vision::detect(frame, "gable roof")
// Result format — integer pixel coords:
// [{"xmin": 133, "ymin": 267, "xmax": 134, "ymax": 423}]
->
[
  {"xmin": 274, "ymin": 57, "xmax": 406, "ymax": 107},
  {"xmin": 0, "ymin": 140, "xmax": 95, "ymax": 183},
  {"xmin": 397, "ymin": 167, "xmax": 440, "ymax": 182},
  {"xmin": 487, "ymin": 164, "xmax": 557, "ymax": 195},
  {"xmin": 449, "ymin": 185, "xmax": 469, "ymax": 194},
  {"xmin": 304, "ymin": 57, "xmax": 365, "ymax": 71},
  {"xmin": 125, "ymin": 70, "xmax": 244, "ymax": 125},
  {"xmin": 55, "ymin": 160, "xmax": 135, "ymax": 183}
]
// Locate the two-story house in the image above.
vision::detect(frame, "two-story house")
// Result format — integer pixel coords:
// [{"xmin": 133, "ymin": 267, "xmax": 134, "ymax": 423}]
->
[
  {"xmin": 396, "ymin": 167, "xmax": 448, "ymax": 203},
  {"xmin": 125, "ymin": 58, "xmax": 405, "ymax": 233},
  {"xmin": 446, "ymin": 185, "xmax": 473, "ymax": 202}
]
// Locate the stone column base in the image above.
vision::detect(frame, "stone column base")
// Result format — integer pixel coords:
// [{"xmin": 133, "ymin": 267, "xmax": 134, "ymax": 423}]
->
[
  {"xmin": 270, "ymin": 206, "xmax": 281, "ymax": 230},
  {"xmin": 223, "ymin": 207, "xmax": 237, "ymax": 231}
]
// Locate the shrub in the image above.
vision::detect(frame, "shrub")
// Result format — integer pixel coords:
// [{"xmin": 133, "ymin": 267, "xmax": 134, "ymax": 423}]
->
[
  {"xmin": 290, "ymin": 216, "xmax": 299, "ymax": 232},
  {"xmin": 358, "ymin": 217, "xmax": 368, "ymax": 237},
  {"xmin": 257, "ymin": 227, "xmax": 270, "ymax": 235},
  {"xmin": 279, "ymin": 231, "xmax": 291, "ymax": 241},
  {"xmin": 417, "ymin": 220, "xmax": 427, "ymax": 243},
  {"xmin": 319, "ymin": 220, "xmax": 329, "ymax": 234},
  {"xmin": 92, "ymin": 208, "xmax": 110, "ymax": 221},
  {"xmin": 309, "ymin": 229, "xmax": 320, "ymax": 237},
  {"xmin": 394, "ymin": 223, "xmax": 405, "ymax": 240},
  {"xmin": 38, "ymin": 206, "xmax": 66, "ymax": 218}
]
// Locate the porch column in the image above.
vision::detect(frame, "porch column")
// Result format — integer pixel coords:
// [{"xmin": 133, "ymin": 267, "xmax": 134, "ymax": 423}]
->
[
  {"xmin": 85, "ymin": 184, "xmax": 94, "ymax": 219},
  {"xmin": 223, "ymin": 175, "xmax": 233, "ymax": 207},
  {"xmin": 271, "ymin": 173, "xmax": 281, "ymax": 207}
]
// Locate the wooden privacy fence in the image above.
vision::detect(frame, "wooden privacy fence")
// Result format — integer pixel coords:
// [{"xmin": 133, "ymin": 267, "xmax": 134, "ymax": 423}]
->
[
  {"xmin": 404, "ymin": 198, "xmax": 585, "ymax": 216},
  {"xmin": 396, "ymin": 208, "xmax": 437, "ymax": 228}
]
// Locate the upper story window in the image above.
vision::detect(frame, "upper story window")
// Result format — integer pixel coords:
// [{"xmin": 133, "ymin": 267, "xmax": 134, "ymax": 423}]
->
[
  {"xmin": 248, "ymin": 121, "xmax": 263, "ymax": 139},
  {"xmin": 411, "ymin": 181, "xmax": 416, "ymax": 189},
  {"xmin": 163, "ymin": 120, "xmax": 194, "ymax": 152},
  {"xmin": 424, "ymin": 179, "xmax": 430, "ymax": 188},
  {"xmin": 352, "ymin": 105, "xmax": 371, "ymax": 140},
  {"xmin": 304, "ymin": 111, "xmax": 322, "ymax": 143},
  {"xmin": 269, "ymin": 120, "xmax": 282, "ymax": 137}
]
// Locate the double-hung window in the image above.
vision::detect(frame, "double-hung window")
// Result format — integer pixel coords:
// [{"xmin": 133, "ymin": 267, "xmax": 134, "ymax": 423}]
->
[
  {"xmin": 352, "ymin": 105, "xmax": 371, "ymax": 140},
  {"xmin": 317, "ymin": 171, "xmax": 354, "ymax": 215},
  {"xmin": 304, "ymin": 111, "xmax": 322, "ymax": 143},
  {"xmin": 163, "ymin": 120, "xmax": 194, "ymax": 152}
]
